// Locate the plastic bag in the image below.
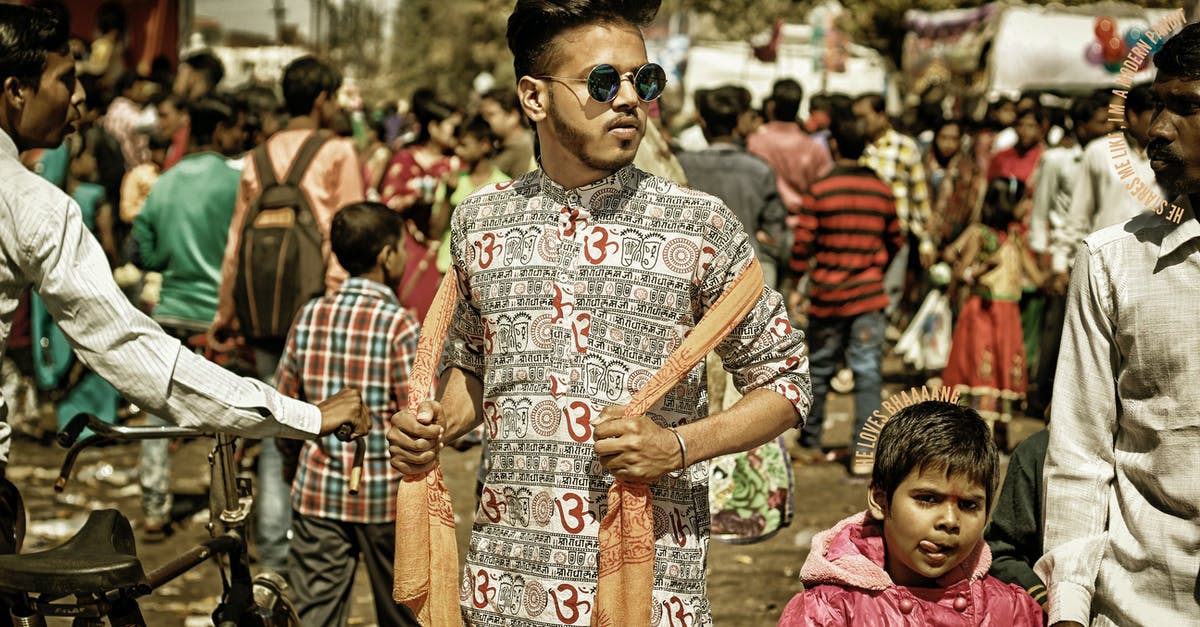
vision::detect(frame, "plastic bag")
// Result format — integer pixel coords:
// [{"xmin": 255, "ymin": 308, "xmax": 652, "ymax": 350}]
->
[{"xmin": 895, "ymin": 289, "xmax": 953, "ymax": 371}]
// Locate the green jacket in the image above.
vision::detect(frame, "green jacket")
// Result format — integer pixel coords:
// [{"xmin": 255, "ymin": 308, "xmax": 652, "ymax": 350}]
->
[
  {"xmin": 133, "ymin": 151, "xmax": 240, "ymax": 329},
  {"xmin": 984, "ymin": 428, "xmax": 1049, "ymax": 608}
]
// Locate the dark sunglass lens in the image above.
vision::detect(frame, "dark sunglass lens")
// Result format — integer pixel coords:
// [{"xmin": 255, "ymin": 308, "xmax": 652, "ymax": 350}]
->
[
  {"xmin": 635, "ymin": 64, "xmax": 666, "ymax": 101},
  {"xmin": 587, "ymin": 64, "xmax": 621, "ymax": 102}
]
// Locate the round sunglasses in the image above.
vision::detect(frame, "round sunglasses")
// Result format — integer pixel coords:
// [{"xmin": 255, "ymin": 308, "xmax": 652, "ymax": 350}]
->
[{"xmin": 538, "ymin": 63, "xmax": 667, "ymax": 103}]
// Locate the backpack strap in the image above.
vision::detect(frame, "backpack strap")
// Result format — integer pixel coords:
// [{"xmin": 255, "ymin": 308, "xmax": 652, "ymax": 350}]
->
[
  {"xmin": 282, "ymin": 132, "xmax": 331, "ymax": 186},
  {"xmin": 252, "ymin": 143, "xmax": 279, "ymax": 190}
]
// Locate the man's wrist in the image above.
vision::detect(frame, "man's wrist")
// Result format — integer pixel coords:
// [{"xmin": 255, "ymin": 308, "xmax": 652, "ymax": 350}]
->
[{"xmin": 667, "ymin": 427, "xmax": 688, "ymax": 471}]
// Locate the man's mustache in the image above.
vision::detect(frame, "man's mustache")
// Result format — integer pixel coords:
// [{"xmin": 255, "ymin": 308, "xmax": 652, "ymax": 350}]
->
[{"xmin": 1148, "ymin": 140, "xmax": 1185, "ymax": 165}]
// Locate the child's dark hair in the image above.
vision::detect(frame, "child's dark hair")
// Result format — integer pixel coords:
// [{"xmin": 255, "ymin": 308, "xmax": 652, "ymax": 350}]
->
[
  {"xmin": 871, "ymin": 401, "xmax": 999, "ymax": 511},
  {"xmin": 458, "ymin": 113, "xmax": 500, "ymax": 155},
  {"xmin": 330, "ymin": 202, "xmax": 404, "ymax": 276},
  {"xmin": 830, "ymin": 116, "xmax": 869, "ymax": 160},
  {"xmin": 982, "ymin": 176, "xmax": 1025, "ymax": 231},
  {"xmin": 507, "ymin": 0, "xmax": 661, "ymax": 81}
]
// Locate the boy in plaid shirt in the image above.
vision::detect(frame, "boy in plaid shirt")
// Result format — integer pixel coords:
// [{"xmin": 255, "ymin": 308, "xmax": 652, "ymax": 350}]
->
[{"xmin": 274, "ymin": 201, "xmax": 420, "ymax": 625}]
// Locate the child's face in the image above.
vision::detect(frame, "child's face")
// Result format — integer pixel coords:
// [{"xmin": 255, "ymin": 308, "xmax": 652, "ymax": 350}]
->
[
  {"xmin": 868, "ymin": 467, "xmax": 988, "ymax": 587},
  {"xmin": 454, "ymin": 134, "xmax": 487, "ymax": 164}
]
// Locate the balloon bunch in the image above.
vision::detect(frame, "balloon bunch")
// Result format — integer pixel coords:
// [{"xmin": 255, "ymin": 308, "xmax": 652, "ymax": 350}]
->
[{"xmin": 1084, "ymin": 16, "xmax": 1161, "ymax": 73}]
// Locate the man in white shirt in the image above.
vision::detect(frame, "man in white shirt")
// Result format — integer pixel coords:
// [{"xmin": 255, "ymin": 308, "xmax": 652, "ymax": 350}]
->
[
  {"xmin": 1026, "ymin": 91, "xmax": 1112, "ymax": 418},
  {"xmin": 0, "ymin": 2, "xmax": 369, "ymax": 573},
  {"xmin": 1050, "ymin": 83, "xmax": 1157, "ymax": 277},
  {"xmin": 1035, "ymin": 23, "xmax": 1200, "ymax": 627}
]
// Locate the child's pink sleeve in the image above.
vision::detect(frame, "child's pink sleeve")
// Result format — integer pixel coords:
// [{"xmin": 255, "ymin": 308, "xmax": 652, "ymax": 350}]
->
[{"xmin": 778, "ymin": 588, "xmax": 846, "ymax": 626}]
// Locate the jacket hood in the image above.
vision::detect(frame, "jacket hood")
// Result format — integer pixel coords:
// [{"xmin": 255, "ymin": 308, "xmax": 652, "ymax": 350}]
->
[{"xmin": 799, "ymin": 511, "xmax": 991, "ymax": 592}]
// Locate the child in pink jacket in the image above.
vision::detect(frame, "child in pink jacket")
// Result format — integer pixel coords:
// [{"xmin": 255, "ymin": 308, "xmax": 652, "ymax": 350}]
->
[{"xmin": 779, "ymin": 401, "xmax": 1043, "ymax": 626}]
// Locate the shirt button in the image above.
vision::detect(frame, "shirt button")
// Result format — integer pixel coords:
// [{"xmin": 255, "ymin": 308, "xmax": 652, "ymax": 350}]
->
[
  {"xmin": 898, "ymin": 598, "xmax": 914, "ymax": 614},
  {"xmin": 952, "ymin": 595, "xmax": 968, "ymax": 612}
]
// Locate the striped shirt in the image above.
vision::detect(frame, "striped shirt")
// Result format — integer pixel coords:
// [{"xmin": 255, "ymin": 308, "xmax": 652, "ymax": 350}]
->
[
  {"xmin": 792, "ymin": 165, "xmax": 901, "ymax": 319},
  {"xmin": 275, "ymin": 277, "xmax": 420, "ymax": 523}
]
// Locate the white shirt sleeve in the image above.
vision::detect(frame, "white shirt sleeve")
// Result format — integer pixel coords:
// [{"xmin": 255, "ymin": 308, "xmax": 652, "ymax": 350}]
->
[
  {"xmin": 1053, "ymin": 148, "xmax": 1100, "ymax": 274},
  {"xmin": 18, "ymin": 188, "xmax": 320, "ymax": 440},
  {"xmin": 1034, "ymin": 244, "xmax": 1117, "ymax": 624}
]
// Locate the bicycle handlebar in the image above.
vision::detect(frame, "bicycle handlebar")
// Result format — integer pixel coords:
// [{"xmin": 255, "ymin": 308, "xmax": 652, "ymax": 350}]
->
[{"xmin": 54, "ymin": 413, "xmax": 213, "ymax": 492}]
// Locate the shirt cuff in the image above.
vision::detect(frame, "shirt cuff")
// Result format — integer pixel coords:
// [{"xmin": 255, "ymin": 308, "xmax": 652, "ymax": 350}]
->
[
  {"xmin": 1046, "ymin": 580, "xmax": 1092, "ymax": 625},
  {"xmin": 270, "ymin": 393, "xmax": 322, "ymax": 439},
  {"xmin": 1052, "ymin": 251, "xmax": 1069, "ymax": 275}
]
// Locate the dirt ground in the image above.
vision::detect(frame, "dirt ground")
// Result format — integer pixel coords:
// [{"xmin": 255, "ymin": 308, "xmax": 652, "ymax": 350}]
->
[{"xmin": 7, "ymin": 357, "xmax": 1041, "ymax": 626}]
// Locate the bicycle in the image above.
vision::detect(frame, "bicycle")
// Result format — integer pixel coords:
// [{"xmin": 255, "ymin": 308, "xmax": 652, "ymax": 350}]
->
[{"xmin": 0, "ymin": 413, "xmax": 312, "ymax": 626}]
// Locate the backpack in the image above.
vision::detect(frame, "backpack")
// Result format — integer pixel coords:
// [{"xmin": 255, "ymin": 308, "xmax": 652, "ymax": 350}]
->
[{"xmin": 233, "ymin": 132, "xmax": 329, "ymax": 343}]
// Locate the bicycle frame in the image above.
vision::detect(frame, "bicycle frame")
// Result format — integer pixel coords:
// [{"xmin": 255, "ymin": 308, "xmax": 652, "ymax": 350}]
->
[{"xmin": 7, "ymin": 414, "xmax": 298, "ymax": 627}]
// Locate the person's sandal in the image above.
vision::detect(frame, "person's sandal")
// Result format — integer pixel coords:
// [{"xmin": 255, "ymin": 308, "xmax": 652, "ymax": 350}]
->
[{"xmin": 139, "ymin": 518, "xmax": 173, "ymax": 543}]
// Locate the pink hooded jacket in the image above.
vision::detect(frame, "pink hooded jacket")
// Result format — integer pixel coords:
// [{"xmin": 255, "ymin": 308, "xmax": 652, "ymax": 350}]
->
[{"xmin": 779, "ymin": 512, "xmax": 1043, "ymax": 626}]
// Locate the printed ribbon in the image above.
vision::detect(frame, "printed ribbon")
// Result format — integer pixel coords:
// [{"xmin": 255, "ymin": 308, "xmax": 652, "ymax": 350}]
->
[
  {"xmin": 593, "ymin": 257, "xmax": 763, "ymax": 626},
  {"xmin": 393, "ymin": 270, "xmax": 463, "ymax": 627},
  {"xmin": 394, "ymin": 258, "xmax": 764, "ymax": 625}
]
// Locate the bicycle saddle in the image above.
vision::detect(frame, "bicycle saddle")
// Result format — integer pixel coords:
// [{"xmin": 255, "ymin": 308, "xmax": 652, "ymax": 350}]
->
[{"xmin": 0, "ymin": 509, "xmax": 146, "ymax": 597}]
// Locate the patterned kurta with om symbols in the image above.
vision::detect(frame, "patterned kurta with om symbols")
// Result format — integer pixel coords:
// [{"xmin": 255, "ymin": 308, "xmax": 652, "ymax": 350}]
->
[{"xmin": 441, "ymin": 165, "xmax": 811, "ymax": 626}]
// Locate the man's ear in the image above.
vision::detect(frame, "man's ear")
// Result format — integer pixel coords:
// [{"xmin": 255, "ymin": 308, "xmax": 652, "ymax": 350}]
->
[
  {"xmin": 866, "ymin": 484, "xmax": 888, "ymax": 521},
  {"xmin": 518, "ymin": 76, "xmax": 547, "ymax": 124},
  {"xmin": 313, "ymin": 90, "xmax": 330, "ymax": 118},
  {"xmin": 3, "ymin": 77, "xmax": 26, "ymax": 110},
  {"xmin": 375, "ymin": 242, "xmax": 392, "ymax": 267}
]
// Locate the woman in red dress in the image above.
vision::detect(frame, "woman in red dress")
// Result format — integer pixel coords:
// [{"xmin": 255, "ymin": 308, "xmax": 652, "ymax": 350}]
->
[
  {"xmin": 378, "ymin": 93, "xmax": 462, "ymax": 212},
  {"xmin": 379, "ymin": 92, "xmax": 462, "ymax": 319},
  {"xmin": 942, "ymin": 178, "xmax": 1044, "ymax": 448}
]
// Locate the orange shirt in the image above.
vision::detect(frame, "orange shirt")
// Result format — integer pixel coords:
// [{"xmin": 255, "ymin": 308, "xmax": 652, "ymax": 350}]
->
[{"xmin": 216, "ymin": 129, "xmax": 364, "ymax": 324}]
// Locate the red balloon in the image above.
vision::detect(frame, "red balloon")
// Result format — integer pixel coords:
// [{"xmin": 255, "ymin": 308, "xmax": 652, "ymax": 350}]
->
[
  {"xmin": 1102, "ymin": 36, "xmax": 1126, "ymax": 63},
  {"xmin": 1095, "ymin": 16, "xmax": 1116, "ymax": 40}
]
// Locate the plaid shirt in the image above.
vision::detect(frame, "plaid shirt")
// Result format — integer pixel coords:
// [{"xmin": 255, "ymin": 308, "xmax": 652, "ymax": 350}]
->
[
  {"xmin": 275, "ymin": 277, "xmax": 420, "ymax": 523},
  {"xmin": 860, "ymin": 128, "xmax": 932, "ymax": 242}
]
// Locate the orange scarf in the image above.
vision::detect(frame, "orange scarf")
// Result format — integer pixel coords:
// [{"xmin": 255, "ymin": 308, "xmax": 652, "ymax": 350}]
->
[{"xmin": 394, "ymin": 259, "xmax": 763, "ymax": 625}]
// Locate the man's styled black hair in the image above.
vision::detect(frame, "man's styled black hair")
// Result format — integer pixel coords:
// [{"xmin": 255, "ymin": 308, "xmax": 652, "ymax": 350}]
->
[
  {"xmin": 0, "ymin": 4, "xmax": 69, "ymax": 86},
  {"xmin": 696, "ymin": 86, "xmax": 744, "ymax": 139},
  {"xmin": 330, "ymin": 202, "xmax": 404, "ymax": 276},
  {"xmin": 1154, "ymin": 22, "xmax": 1200, "ymax": 82},
  {"xmin": 871, "ymin": 401, "xmax": 1000, "ymax": 512},
  {"xmin": 281, "ymin": 56, "xmax": 342, "ymax": 118},
  {"xmin": 188, "ymin": 96, "xmax": 236, "ymax": 147},
  {"xmin": 506, "ymin": 0, "xmax": 661, "ymax": 80},
  {"xmin": 768, "ymin": 78, "xmax": 803, "ymax": 122},
  {"xmin": 182, "ymin": 51, "xmax": 226, "ymax": 91}
]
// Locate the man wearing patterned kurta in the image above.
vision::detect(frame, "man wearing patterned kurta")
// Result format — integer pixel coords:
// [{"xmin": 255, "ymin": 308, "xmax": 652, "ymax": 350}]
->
[{"xmin": 387, "ymin": 1, "xmax": 811, "ymax": 624}]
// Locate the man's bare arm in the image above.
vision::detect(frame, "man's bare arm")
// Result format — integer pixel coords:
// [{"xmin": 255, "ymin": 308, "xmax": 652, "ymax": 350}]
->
[{"xmin": 593, "ymin": 388, "xmax": 799, "ymax": 483}]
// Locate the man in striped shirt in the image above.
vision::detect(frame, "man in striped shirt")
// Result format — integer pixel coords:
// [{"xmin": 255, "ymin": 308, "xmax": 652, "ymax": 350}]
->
[{"xmin": 791, "ymin": 116, "xmax": 902, "ymax": 468}]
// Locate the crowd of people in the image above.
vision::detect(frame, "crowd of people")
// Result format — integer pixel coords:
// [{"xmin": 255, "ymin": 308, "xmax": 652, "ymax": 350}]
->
[{"xmin": 1, "ymin": 0, "xmax": 1198, "ymax": 625}]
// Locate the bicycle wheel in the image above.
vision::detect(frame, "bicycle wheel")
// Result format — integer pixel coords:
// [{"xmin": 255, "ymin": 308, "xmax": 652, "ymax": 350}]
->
[{"xmin": 246, "ymin": 572, "xmax": 300, "ymax": 627}]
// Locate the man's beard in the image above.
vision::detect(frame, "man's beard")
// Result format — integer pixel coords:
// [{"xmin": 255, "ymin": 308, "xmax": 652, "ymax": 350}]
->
[{"xmin": 547, "ymin": 90, "xmax": 638, "ymax": 174}]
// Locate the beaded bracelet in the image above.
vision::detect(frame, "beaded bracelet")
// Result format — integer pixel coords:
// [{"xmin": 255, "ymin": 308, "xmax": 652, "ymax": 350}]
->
[{"xmin": 668, "ymin": 427, "xmax": 688, "ymax": 471}]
